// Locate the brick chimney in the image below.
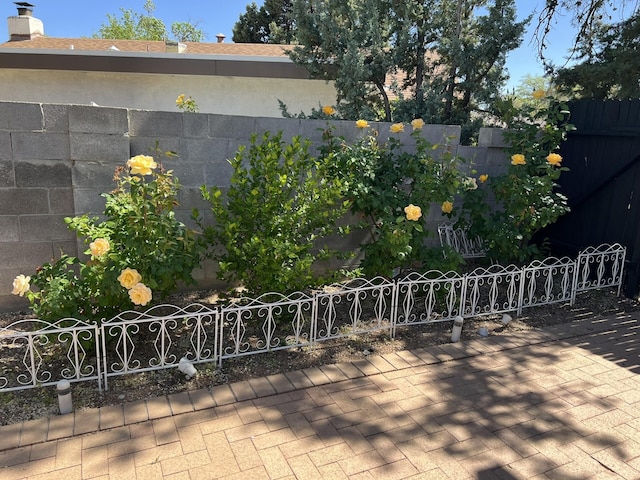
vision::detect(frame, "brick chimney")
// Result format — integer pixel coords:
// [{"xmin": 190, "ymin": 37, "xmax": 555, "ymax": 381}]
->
[{"xmin": 8, "ymin": 2, "xmax": 44, "ymax": 41}]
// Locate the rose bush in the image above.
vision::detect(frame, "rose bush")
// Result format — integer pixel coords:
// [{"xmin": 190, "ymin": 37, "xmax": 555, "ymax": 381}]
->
[
  {"xmin": 322, "ymin": 119, "xmax": 467, "ymax": 277},
  {"xmin": 12, "ymin": 154, "xmax": 203, "ymax": 323},
  {"xmin": 459, "ymin": 91, "xmax": 574, "ymax": 263}
]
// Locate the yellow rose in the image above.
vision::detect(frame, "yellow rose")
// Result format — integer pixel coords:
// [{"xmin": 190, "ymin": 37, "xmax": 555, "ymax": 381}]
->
[
  {"xmin": 356, "ymin": 119, "xmax": 369, "ymax": 129},
  {"xmin": 176, "ymin": 94, "xmax": 185, "ymax": 106},
  {"xmin": 546, "ymin": 153, "xmax": 563, "ymax": 166},
  {"xmin": 479, "ymin": 174, "xmax": 489, "ymax": 183},
  {"xmin": 411, "ymin": 118, "xmax": 425, "ymax": 131},
  {"xmin": 511, "ymin": 154, "xmax": 526, "ymax": 165},
  {"xmin": 11, "ymin": 274, "xmax": 30, "ymax": 296},
  {"xmin": 441, "ymin": 201, "xmax": 454, "ymax": 214},
  {"xmin": 322, "ymin": 105, "xmax": 335, "ymax": 116},
  {"xmin": 404, "ymin": 204, "xmax": 422, "ymax": 221},
  {"xmin": 89, "ymin": 238, "xmax": 110, "ymax": 257},
  {"xmin": 129, "ymin": 282, "xmax": 153, "ymax": 306},
  {"xmin": 127, "ymin": 155, "xmax": 157, "ymax": 176},
  {"xmin": 390, "ymin": 123, "xmax": 404, "ymax": 133},
  {"xmin": 118, "ymin": 268, "xmax": 142, "ymax": 289},
  {"xmin": 532, "ymin": 89, "xmax": 546, "ymax": 100}
]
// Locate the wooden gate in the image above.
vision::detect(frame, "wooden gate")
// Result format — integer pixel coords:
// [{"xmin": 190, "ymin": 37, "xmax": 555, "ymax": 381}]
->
[{"xmin": 541, "ymin": 99, "xmax": 640, "ymax": 297}]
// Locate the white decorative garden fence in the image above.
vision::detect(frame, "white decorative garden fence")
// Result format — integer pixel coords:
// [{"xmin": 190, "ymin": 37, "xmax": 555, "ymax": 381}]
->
[{"xmin": 0, "ymin": 243, "xmax": 626, "ymax": 393}]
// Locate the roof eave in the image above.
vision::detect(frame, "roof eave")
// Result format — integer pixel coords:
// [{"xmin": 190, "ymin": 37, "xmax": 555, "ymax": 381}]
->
[{"xmin": 0, "ymin": 49, "xmax": 311, "ymax": 79}]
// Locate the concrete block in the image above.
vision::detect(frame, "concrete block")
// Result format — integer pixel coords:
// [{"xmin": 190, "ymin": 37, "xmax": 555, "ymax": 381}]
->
[
  {"xmin": 0, "ymin": 132, "xmax": 11, "ymax": 160},
  {"xmin": 0, "ymin": 160, "xmax": 15, "ymax": 187},
  {"xmin": 0, "ymin": 241, "xmax": 55, "ymax": 269},
  {"xmin": 49, "ymin": 188, "xmax": 75, "ymax": 214},
  {"xmin": 210, "ymin": 115, "xmax": 256, "ymax": 140},
  {"xmin": 177, "ymin": 137, "xmax": 218, "ymax": 164},
  {"xmin": 486, "ymin": 148, "xmax": 510, "ymax": 167},
  {"xmin": 15, "ymin": 161, "xmax": 72, "ymax": 188},
  {"xmin": 183, "ymin": 112, "xmax": 210, "ymax": 138},
  {"xmin": 73, "ymin": 187, "xmax": 107, "ymax": 215},
  {"xmin": 0, "ymin": 216, "xmax": 19, "ymax": 241},
  {"xmin": 20, "ymin": 215, "xmax": 75, "ymax": 242},
  {"xmin": 298, "ymin": 118, "xmax": 332, "ymax": 143},
  {"xmin": 171, "ymin": 162, "xmax": 207, "ymax": 188},
  {"xmin": 0, "ymin": 293, "xmax": 29, "ymax": 313},
  {"xmin": 70, "ymin": 132, "xmax": 129, "ymax": 162},
  {"xmin": 71, "ymin": 162, "xmax": 117, "ymax": 189},
  {"xmin": 178, "ymin": 187, "xmax": 210, "ymax": 213},
  {"xmin": 204, "ymin": 160, "xmax": 234, "ymax": 188},
  {"xmin": 129, "ymin": 136, "xmax": 180, "ymax": 160},
  {"xmin": 129, "ymin": 110, "xmax": 183, "ymax": 137},
  {"xmin": 255, "ymin": 117, "xmax": 302, "ymax": 143},
  {"xmin": 12, "ymin": 132, "xmax": 69, "ymax": 160},
  {"xmin": 0, "ymin": 102, "xmax": 43, "ymax": 131},
  {"xmin": 0, "ymin": 188, "xmax": 49, "ymax": 214},
  {"xmin": 478, "ymin": 128, "xmax": 508, "ymax": 148},
  {"xmin": 43, "ymin": 104, "xmax": 69, "ymax": 133},
  {"xmin": 69, "ymin": 105, "xmax": 127, "ymax": 134}
]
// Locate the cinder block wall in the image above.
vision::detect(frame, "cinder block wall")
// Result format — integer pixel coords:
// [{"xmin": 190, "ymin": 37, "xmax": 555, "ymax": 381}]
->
[{"xmin": 0, "ymin": 101, "xmax": 509, "ymax": 312}]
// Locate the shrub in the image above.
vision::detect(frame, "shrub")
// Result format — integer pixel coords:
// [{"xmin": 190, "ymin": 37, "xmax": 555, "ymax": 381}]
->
[
  {"xmin": 12, "ymin": 155, "xmax": 203, "ymax": 323},
  {"xmin": 200, "ymin": 131, "xmax": 349, "ymax": 296},
  {"xmin": 459, "ymin": 92, "xmax": 575, "ymax": 263},
  {"xmin": 322, "ymin": 120, "xmax": 468, "ymax": 277}
]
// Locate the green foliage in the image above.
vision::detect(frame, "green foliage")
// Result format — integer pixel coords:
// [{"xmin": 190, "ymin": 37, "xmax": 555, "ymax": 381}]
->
[
  {"xmin": 176, "ymin": 94, "xmax": 199, "ymax": 113},
  {"xmin": 200, "ymin": 131, "xmax": 349, "ymax": 296},
  {"xmin": 322, "ymin": 121, "xmax": 467, "ymax": 277},
  {"xmin": 289, "ymin": 0, "xmax": 526, "ymax": 134},
  {"xmin": 16, "ymin": 155, "xmax": 203, "ymax": 323},
  {"xmin": 233, "ymin": 0, "xmax": 296, "ymax": 44},
  {"xmin": 554, "ymin": 11, "xmax": 640, "ymax": 99},
  {"xmin": 93, "ymin": 0, "xmax": 205, "ymax": 42},
  {"xmin": 459, "ymin": 92, "xmax": 575, "ymax": 263}
]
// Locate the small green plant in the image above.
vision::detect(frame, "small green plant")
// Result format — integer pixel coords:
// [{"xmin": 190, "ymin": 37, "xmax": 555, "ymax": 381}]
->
[
  {"xmin": 459, "ymin": 90, "xmax": 574, "ymax": 263},
  {"xmin": 12, "ymin": 154, "xmax": 203, "ymax": 323},
  {"xmin": 322, "ymin": 119, "xmax": 468, "ymax": 277},
  {"xmin": 176, "ymin": 93, "xmax": 198, "ymax": 113},
  {"xmin": 200, "ymin": 131, "xmax": 350, "ymax": 296}
]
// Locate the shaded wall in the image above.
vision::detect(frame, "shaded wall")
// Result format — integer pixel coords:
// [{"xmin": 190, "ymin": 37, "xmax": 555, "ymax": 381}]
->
[{"xmin": 0, "ymin": 101, "xmax": 509, "ymax": 312}]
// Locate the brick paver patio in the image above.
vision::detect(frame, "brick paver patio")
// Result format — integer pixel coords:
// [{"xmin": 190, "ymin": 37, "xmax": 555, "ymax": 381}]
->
[{"xmin": 1, "ymin": 312, "xmax": 640, "ymax": 479}]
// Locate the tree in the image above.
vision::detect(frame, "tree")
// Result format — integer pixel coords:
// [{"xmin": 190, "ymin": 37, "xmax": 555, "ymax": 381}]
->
[
  {"xmin": 553, "ymin": 11, "xmax": 640, "ymax": 99},
  {"xmin": 534, "ymin": 0, "xmax": 639, "ymax": 70},
  {"xmin": 93, "ymin": 0, "xmax": 205, "ymax": 42},
  {"xmin": 233, "ymin": 0, "xmax": 296, "ymax": 44},
  {"xmin": 289, "ymin": 0, "xmax": 526, "ymax": 140}
]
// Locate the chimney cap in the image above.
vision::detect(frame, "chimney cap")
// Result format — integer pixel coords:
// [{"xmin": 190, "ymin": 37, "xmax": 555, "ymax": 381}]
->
[
  {"xmin": 216, "ymin": 33, "xmax": 226, "ymax": 43},
  {"xmin": 14, "ymin": 2, "xmax": 35, "ymax": 16}
]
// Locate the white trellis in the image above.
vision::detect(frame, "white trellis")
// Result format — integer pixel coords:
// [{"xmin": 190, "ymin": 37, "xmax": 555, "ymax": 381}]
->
[{"xmin": 0, "ymin": 243, "xmax": 627, "ymax": 392}]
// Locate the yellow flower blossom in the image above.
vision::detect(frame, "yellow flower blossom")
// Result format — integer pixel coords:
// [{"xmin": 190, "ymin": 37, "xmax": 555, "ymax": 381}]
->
[
  {"xmin": 118, "ymin": 268, "xmax": 142, "ymax": 289},
  {"xmin": 441, "ymin": 201, "xmax": 454, "ymax": 214},
  {"xmin": 546, "ymin": 153, "xmax": 563, "ymax": 166},
  {"xmin": 532, "ymin": 89, "xmax": 546, "ymax": 100},
  {"xmin": 511, "ymin": 154, "xmax": 526, "ymax": 165},
  {"xmin": 356, "ymin": 119, "xmax": 369, "ymax": 129},
  {"xmin": 404, "ymin": 204, "xmax": 422, "ymax": 221},
  {"xmin": 390, "ymin": 123, "xmax": 405, "ymax": 133},
  {"xmin": 127, "ymin": 155, "xmax": 157, "ymax": 176},
  {"xmin": 479, "ymin": 174, "xmax": 489, "ymax": 183},
  {"xmin": 176, "ymin": 94, "xmax": 185, "ymax": 106},
  {"xmin": 89, "ymin": 238, "xmax": 110, "ymax": 257},
  {"xmin": 129, "ymin": 282, "xmax": 153, "ymax": 306},
  {"xmin": 411, "ymin": 118, "xmax": 425, "ymax": 131},
  {"xmin": 322, "ymin": 105, "xmax": 335, "ymax": 116},
  {"xmin": 11, "ymin": 274, "xmax": 30, "ymax": 296}
]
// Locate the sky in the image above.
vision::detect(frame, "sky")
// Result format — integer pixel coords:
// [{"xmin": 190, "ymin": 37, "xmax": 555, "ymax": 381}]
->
[{"xmin": 2, "ymin": 0, "xmax": 592, "ymax": 90}]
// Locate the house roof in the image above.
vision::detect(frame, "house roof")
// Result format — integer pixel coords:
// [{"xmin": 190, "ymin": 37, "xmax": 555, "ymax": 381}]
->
[
  {"xmin": 0, "ymin": 36, "xmax": 292, "ymax": 57},
  {"xmin": 0, "ymin": 36, "xmax": 308, "ymax": 79}
]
